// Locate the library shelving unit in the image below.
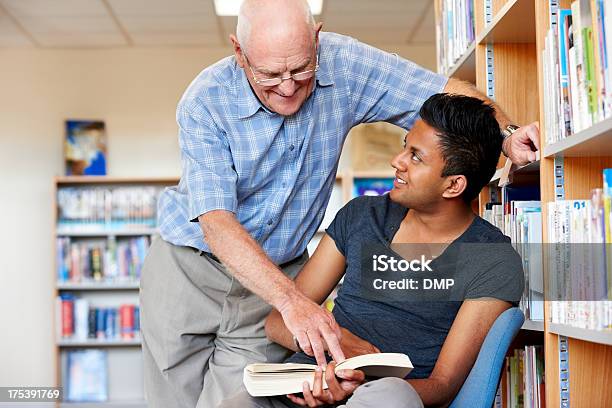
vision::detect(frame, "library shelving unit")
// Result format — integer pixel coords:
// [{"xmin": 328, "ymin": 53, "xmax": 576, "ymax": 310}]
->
[
  {"xmin": 436, "ymin": 0, "xmax": 612, "ymax": 406},
  {"xmin": 53, "ymin": 176, "xmax": 178, "ymax": 407}
]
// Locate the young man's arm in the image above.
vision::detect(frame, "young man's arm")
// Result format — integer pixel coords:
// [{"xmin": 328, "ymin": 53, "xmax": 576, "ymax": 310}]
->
[
  {"xmin": 444, "ymin": 77, "xmax": 540, "ymax": 165},
  {"xmin": 406, "ymin": 298, "xmax": 512, "ymax": 407},
  {"xmin": 265, "ymin": 234, "xmax": 379, "ymax": 358}
]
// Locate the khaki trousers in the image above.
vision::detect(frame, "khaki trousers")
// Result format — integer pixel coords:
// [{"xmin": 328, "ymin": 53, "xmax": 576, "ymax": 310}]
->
[{"xmin": 140, "ymin": 237, "xmax": 307, "ymax": 408}]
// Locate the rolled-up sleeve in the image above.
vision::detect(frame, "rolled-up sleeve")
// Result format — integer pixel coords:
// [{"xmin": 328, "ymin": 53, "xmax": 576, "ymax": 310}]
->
[
  {"xmin": 177, "ymin": 100, "xmax": 238, "ymax": 222},
  {"xmin": 346, "ymin": 39, "xmax": 449, "ymax": 130}
]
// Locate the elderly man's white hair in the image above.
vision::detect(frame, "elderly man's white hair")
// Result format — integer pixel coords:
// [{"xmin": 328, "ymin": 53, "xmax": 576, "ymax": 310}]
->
[{"xmin": 236, "ymin": 0, "xmax": 316, "ymax": 52}]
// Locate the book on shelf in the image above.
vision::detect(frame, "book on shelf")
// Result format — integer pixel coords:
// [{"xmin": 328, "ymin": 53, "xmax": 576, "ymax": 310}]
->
[
  {"xmin": 547, "ymin": 168, "xmax": 612, "ymax": 330},
  {"xmin": 243, "ymin": 353, "xmax": 413, "ymax": 397},
  {"xmin": 56, "ymin": 235, "xmax": 150, "ymax": 283},
  {"xmin": 436, "ymin": 0, "xmax": 475, "ymax": 74},
  {"xmin": 65, "ymin": 349, "xmax": 108, "ymax": 402},
  {"xmin": 542, "ymin": 0, "xmax": 612, "ymax": 145},
  {"xmin": 485, "ymin": 198, "xmax": 544, "ymax": 322},
  {"xmin": 483, "ymin": 185, "xmax": 543, "ymax": 322},
  {"xmin": 57, "ymin": 294, "xmax": 140, "ymax": 341},
  {"xmin": 505, "ymin": 346, "xmax": 546, "ymax": 408},
  {"xmin": 57, "ymin": 185, "xmax": 164, "ymax": 230}
]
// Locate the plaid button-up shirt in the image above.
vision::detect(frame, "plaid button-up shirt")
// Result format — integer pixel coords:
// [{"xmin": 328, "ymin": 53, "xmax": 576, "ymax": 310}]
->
[{"xmin": 158, "ymin": 32, "xmax": 448, "ymax": 264}]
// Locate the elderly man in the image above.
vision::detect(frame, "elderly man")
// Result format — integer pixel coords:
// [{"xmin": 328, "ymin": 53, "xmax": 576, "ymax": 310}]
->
[{"xmin": 139, "ymin": 0, "xmax": 539, "ymax": 407}]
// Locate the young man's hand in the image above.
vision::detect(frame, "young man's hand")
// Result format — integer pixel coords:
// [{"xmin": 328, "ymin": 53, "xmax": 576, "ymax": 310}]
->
[
  {"xmin": 286, "ymin": 361, "xmax": 366, "ymax": 407},
  {"xmin": 279, "ymin": 294, "xmax": 345, "ymax": 366},
  {"xmin": 340, "ymin": 328, "xmax": 380, "ymax": 359}
]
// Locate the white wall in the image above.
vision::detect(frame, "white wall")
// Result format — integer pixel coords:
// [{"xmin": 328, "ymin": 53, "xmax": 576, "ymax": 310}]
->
[{"xmin": 0, "ymin": 43, "xmax": 435, "ymax": 386}]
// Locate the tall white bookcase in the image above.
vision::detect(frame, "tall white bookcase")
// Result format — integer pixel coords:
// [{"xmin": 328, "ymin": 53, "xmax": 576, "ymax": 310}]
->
[{"xmin": 53, "ymin": 176, "xmax": 177, "ymax": 407}]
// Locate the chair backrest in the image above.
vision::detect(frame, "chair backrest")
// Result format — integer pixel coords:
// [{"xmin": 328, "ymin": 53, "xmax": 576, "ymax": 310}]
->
[{"xmin": 448, "ymin": 307, "xmax": 525, "ymax": 408}]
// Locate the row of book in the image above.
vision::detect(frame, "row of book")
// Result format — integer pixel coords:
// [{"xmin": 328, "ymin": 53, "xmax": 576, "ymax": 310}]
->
[
  {"xmin": 56, "ymin": 236, "xmax": 149, "ymax": 282},
  {"xmin": 542, "ymin": 0, "xmax": 612, "ymax": 145},
  {"xmin": 58, "ymin": 295, "xmax": 140, "ymax": 341},
  {"xmin": 57, "ymin": 186, "xmax": 164, "ymax": 230},
  {"xmin": 485, "ymin": 169, "xmax": 612, "ymax": 330},
  {"xmin": 547, "ymin": 188, "xmax": 612, "ymax": 330},
  {"xmin": 499, "ymin": 346, "xmax": 546, "ymax": 408},
  {"xmin": 436, "ymin": 0, "xmax": 475, "ymax": 75},
  {"xmin": 483, "ymin": 186, "xmax": 544, "ymax": 322}
]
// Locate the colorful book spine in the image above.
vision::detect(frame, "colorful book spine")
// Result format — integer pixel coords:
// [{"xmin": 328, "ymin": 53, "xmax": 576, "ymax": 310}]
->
[{"xmin": 57, "ymin": 297, "xmax": 141, "ymax": 341}]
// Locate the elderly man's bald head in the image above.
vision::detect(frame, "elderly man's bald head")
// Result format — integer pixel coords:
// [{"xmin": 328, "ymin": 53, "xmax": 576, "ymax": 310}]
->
[{"xmin": 236, "ymin": 0, "xmax": 316, "ymax": 52}]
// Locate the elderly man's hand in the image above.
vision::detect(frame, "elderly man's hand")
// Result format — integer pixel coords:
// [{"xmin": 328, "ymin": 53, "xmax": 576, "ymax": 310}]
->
[
  {"xmin": 502, "ymin": 122, "xmax": 540, "ymax": 166},
  {"xmin": 279, "ymin": 294, "xmax": 345, "ymax": 366}
]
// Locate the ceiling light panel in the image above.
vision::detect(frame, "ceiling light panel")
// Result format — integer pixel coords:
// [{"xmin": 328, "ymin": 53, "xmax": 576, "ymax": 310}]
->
[{"xmin": 214, "ymin": 0, "xmax": 323, "ymax": 16}]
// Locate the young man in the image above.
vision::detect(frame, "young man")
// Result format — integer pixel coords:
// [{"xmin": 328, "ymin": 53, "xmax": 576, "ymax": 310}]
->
[{"xmin": 220, "ymin": 93, "xmax": 525, "ymax": 408}]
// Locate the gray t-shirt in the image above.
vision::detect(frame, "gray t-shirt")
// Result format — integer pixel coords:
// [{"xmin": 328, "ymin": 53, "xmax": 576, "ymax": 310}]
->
[{"xmin": 286, "ymin": 194, "xmax": 524, "ymax": 379}]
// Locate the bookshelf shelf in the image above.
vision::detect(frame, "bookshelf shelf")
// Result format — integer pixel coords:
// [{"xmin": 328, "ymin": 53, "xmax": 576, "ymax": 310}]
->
[
  {"xmin": 543, "ymin": 117, "xmax": 612, "ymax": 158},
  {"xmin": 56, "ymin": 228, "xmax": 158, "ymax": 237},
  {"xmin": 55, "ymin": 176, "xmax": 179, "ymax": 185},
  {"xmin": 446, "ymin": 41, "xmax": 476, "ymax": 83},
  {"xmin": 57, "ymin": 281, "xmax": 140, "ymax": 290},
  {"xmin": 58, "ymin": 339, "xmax": 142, "ymax": 347},
  {"xmin": 548, "ymin": 324, "xmax": 612, "ymax": 347},
  {"xmin": 477, "ymin": 0, "xmax": 536, "ymax": 44},
  {"xmin": 521, "ymin": 319, "xmax": 544, "ymax": 332},
  {"xmin": 60, "ymin": 401, "xmax": 147, "ymax": 408},
  {"xmin": 489, "ymin": 159, "xmax": 541, "ymax": 184}
]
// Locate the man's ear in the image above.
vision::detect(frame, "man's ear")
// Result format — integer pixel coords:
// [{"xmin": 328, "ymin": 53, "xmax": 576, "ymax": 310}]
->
[
  {"xmin": 230, "ymin": 34, "xmax": 245, "ymax": 68},
  {"xmin": 442, "ymin": 175, "xmax": 468, "ymax": 199}
]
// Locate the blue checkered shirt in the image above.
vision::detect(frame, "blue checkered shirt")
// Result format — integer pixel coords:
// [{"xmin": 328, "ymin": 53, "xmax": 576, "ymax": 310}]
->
[{"xmin": 158, "ymin": 32, "xmax": 448, "ymax": 264}]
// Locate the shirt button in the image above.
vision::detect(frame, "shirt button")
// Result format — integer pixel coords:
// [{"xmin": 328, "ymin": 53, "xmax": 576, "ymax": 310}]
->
[
  {"xmin": 289, "ymin": 144, "xmax": 295, "ymax": 151},
  {"xmin": 267, "ymin": 219, "xmax": 273, "ymax": 225}
]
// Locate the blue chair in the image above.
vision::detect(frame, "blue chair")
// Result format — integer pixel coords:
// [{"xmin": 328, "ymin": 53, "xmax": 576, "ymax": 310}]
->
[{"xmin": 449, "ymin": 307, "xmax": 525, "ymax": 408}]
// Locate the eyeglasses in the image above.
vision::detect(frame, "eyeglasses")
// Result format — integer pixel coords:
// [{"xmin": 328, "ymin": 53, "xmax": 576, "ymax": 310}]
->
[{"xmin": 243, "ymin": 47, "xmax": 319, "ymax": 87}]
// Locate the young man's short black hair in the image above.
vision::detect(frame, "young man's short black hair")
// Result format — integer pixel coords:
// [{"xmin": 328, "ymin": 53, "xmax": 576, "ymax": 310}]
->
[{"xmin": 418, "ymin": 93, "xmax": 502, "ymax": 203}]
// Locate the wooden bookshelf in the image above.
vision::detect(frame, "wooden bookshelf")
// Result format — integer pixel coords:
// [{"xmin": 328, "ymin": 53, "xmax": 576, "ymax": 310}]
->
[
  {"xmin": 437, "ymin": 0, "xmax": 612, "ymax": 406},
  {"xmin": 447, "ymin": 41, "xmax": 477, "ymax": 82},
  {"xmin": 543, "ymin": 117, "xmax": 612, "ymax": 157},
  {"xmin": 477, "ymin": 0, "xmax": 536, "ymax": 44},
  {"xmin": 548, "ymin": 324, "xmax": 612, "ymax": 347},
  {"xmin": 490, "ymin": 159, "xmax": 541, "ymax": 184},
  {"xmin": 522, "ymin": 319, "xmax": 545, "ymax": 332}
]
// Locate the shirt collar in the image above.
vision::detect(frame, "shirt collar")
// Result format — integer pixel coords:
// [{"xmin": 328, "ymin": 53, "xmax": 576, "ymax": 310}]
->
[
  {"xmin": 235, "ymin": 53, "xmax": 335, "ymax": 119},
  {"xmin": 315, "ymin": 57, "xmax": 334, "ymax": 87},
  {"xmin": 236, "ymin": 67, "xmax": 267, "ymax": 119}
]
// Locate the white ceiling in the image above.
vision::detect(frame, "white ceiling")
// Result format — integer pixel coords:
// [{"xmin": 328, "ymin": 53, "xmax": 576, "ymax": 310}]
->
[{"xmin": 0, "ymin": 0, "xmax": 435, "ymax": 49}]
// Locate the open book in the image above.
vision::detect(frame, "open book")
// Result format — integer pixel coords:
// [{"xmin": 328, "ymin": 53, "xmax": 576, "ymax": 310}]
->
[{"xmin": 243, "ymin": 353, "xmax": 413, "ymax": 397}]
